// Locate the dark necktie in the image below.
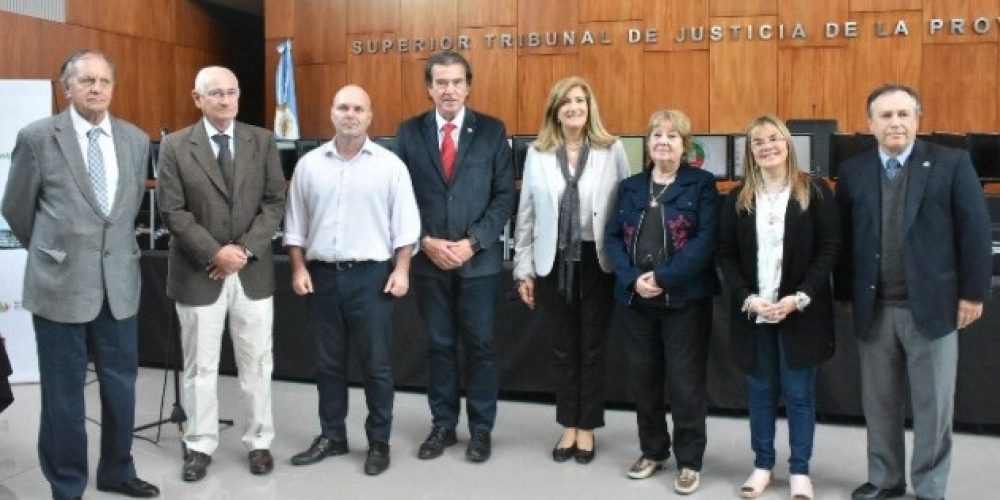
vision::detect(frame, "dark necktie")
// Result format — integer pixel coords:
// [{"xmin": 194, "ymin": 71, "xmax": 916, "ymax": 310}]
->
[
  {"xmin": 440, "ymin": 122, "xmax": 456, "ymax": 181},
  {"xmin": 86, "ymin": 128, "xmax": 109, "ymax": 215},
  {"xmin": 885, "ymin": 157, "xmax": 901, "ymax": 179},
  {"xmin": 212, "ymin": 133, "xmax": 234, "ymax": 192}
]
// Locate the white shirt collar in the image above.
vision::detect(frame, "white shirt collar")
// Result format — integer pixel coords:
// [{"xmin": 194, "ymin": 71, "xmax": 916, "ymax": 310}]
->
[
  {"xmin": 202, "ymin": 117, "xmax": 235, "ymax": 138},
  {"xmin": 878, "ymin": 142, "xmax": 915, "ymax": 169},
  {"xmin": 69, "ymin": 106, "xmax": 112, "ymax": 138},
  {"xmin": 435, "ymin": 107, "xmax": 466, "ymax": 133}
]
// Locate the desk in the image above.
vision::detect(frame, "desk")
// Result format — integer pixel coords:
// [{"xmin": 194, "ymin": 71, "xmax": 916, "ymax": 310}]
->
[{"xmin": 137, "ymin": 251, "xmax": 1000, "ymax": 427}]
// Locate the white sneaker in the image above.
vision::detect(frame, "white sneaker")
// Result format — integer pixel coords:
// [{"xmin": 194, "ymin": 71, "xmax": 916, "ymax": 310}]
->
[
  {"xmin": 674, "ymin": 467, "xmax": 700, "ymax": 495},
  {"xmin": 739, "ymin": 468, "xmax": 771, "ymax": 498},
  {"xmin": 790, "ymin": 474, "xmax": 813, "ymax": 500},
  {"xmin": 626, "ymin": 456, "xmax": 664, "ymax": 479}
]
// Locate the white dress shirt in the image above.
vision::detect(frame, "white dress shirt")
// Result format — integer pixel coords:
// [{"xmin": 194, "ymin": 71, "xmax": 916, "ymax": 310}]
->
[
  {"xmin": 203, "ymin": 118, "xmax": 236, "ymax": 158},
  {"xmin": 435, "ymin": 107, "xmax": 466, "ymax": 150},
  {"xmin": 283, "ymin": 138, "xmax": 421, "ymax": 262},
  {"xmin": 754, "ymin": 186, "xmax": 791, "ymax": 323},
  {"xmin": 70, "ymin": 106, "xmax": 119, "ymax": 211}
]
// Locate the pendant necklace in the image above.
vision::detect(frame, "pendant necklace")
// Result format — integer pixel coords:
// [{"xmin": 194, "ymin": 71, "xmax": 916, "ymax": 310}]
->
[{"xmin": 649, "ymin": 170, "xmax": 677, "ymax": 208}]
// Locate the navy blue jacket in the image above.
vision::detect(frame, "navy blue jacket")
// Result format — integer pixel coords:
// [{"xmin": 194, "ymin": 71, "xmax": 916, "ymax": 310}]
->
[
  {"xmin": 605, "ymin": 165, "xmax": 720, "ymax": 306},
  {"xmin": 395, "ymin": 109, "xmax": 515, "ymax": 278},
  {"xmin": 834, "ymin": 139, "xmax": 992, "ymax": 339}
]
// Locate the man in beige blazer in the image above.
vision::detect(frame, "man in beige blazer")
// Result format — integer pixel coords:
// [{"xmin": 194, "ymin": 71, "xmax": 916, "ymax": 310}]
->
[
  {"xmin": 156, "ymin": 66, "xmax": 286, "ymax": 482},
  {"xmin": 2, "ymin": 49, "xmax": 160, "ymax": 499}
]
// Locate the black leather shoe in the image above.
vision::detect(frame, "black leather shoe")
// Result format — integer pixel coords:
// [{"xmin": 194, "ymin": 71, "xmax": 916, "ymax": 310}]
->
[
  {"xmin": 417, "ymin": 427, "xmax": 457, "ymax": 460},
  {"xmin": 574, "ymin": 443, "xmax": 596, "ymax": 464},
  {"xmin": 97, "ymin": 477, "xmax": 160, "ymax": 498},
  {"xmin": 364, "ymin": 441, "xmax": 390, "ymax": 476},
  {"xmin": 291, "ymin": 436, "xmax": 349, "ymax": 466},
  {"xmin": 248, "ymin": 449, "xmax": 273, "ymax": 475},
  {"xmin": 182, "ymin": 451, "xmax": 211, "ymax": 482},
  {"xmin": 466, "ymin": 430, "xmax": 491, "ymax": 463},
  {"xmin": 551, "ymin": 441, "xmax": 576, "ymax": 462},
  {"xmin": 851, "ymin": 482, "xmax": 906, "ymax": 499}
]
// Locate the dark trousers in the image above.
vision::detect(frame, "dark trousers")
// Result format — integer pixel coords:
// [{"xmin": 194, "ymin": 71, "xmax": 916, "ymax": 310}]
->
[
  {"xmin": 308, "ymin": 261, "xmax": 395, "ymax": 444},
  {"xmin": 535, "ymin": 242, "xmax": 614, "ymax": 429},
  {"xmin": 624, "ymin": 299, "xmax": 711, "ymax": 470},
  {"xmin": 33, "ymin": 302, "xmax": 138, "ymax": 500},
  {"xmin": 747, "ymin": 323, "xmax": 818, "ymax": 475},
  {"xmin": 414, "ymin": 271, "xmax": 498, "ymax": 433}
]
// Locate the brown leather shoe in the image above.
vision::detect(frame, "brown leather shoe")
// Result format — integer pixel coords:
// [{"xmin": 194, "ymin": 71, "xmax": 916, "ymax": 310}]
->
[
  {"xmin": 182, "ymin": 451, "xmax": 211, "ymax": 482},
  {"xmin": 249, "ymin": 449, "xmax": 274, "ymax": 475}
]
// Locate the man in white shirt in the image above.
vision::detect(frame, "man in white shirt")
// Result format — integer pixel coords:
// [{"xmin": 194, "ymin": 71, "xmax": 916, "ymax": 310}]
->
[{"xmin": 285, "ymin": 84, "xmax": 420, "ymax": 476}]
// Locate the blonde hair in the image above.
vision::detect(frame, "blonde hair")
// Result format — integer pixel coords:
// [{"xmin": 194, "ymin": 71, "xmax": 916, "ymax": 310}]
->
[
  {"xmin": 534, "ymin": 76, "xmax": 616, "ymax": 152},
  {"xmin": 736, "ymin": 114, "xmax": 812, "ymax": 214},
  {"xmin": 645, "ymin": 109, "xmax": 693, "ymax": 169}
]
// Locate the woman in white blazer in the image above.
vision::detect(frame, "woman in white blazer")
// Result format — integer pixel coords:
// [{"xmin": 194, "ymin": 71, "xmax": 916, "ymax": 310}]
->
[{"xmin": 513, "ymin": 76, "xmax": 630, "ymax": 464}]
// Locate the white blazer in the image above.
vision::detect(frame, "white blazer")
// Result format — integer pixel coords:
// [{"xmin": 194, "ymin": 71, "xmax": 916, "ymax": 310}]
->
[{"xmin": 513, "ymin": 139, "xmax": 631, "ymax": 280}]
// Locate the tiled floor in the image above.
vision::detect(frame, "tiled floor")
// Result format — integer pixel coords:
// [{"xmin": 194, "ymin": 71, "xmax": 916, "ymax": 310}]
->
[{"xmin": 1, "ymin": 368, "xmax": 998, "ymax": 499}]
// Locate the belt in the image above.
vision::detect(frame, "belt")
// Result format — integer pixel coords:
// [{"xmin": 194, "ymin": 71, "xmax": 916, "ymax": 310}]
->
[{"xmin": 310, "ymin": 260, "xmax": 377, "ymax": 271}]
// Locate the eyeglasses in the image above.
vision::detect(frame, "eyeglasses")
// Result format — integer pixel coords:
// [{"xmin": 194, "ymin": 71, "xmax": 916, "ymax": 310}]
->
[
  {"xmin": 74, "ymin": 76, "xmax": 114, "ymax": 88},
  {"xmin": 750, "ymin": 137, "xmax": 786, "ymax": 150},
  {"xmin": 203, "ymin": 88, "xmax": 240, "ymax": 99}
]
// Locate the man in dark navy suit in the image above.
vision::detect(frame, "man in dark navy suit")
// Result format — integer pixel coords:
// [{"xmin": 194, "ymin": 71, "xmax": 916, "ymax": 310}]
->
[
  {"xmin": 836, "ymin": 84, "xmax": 991, "ymax": 500},
  {"xmin": 394, "ymin": 51, "xmax": 515, "ymax": 463}
]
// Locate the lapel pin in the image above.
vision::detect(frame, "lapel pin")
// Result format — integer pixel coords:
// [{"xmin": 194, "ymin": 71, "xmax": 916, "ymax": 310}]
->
[
  {"xmin": 922, "ymin": 161, "xmax": 931, "ymax": 168},
  {"xmin": 467, "ymin": 128, "xmax": 473, "ymax": 133}
]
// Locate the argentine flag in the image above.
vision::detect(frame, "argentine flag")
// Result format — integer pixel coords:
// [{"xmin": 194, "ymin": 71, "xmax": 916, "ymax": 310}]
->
[{"xmin": 275, "ymin": 39, "xmax": 300, "ymax": 140}]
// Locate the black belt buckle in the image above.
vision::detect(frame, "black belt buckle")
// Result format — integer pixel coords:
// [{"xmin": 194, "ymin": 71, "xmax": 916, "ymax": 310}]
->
[{"xmin": 333, "ymin": 261, "xmax": 355, "ymax": 271}]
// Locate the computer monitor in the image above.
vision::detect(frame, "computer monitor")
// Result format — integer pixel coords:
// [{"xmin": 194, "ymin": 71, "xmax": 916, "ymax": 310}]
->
[
  {"xmin": 295, "ymin": 139, "xmax": 322, "ymax": 159},
  {"xmin": 967, "ymin": 133, "xmax": 1000, "ymax": 181},
  {"xmin": 372, "ymin": 136, "xmax": 397, "ymax": 154},
  {"xmin": 787, "ymin": 119, "xmax": 838, "ymax": 176},
  {"xmin": 688, "ymin": 134, "xmax": 730, "ymax": 179},
  {"xmin": 929, "ymin": 132, "xmax": 967, "ymax": 151},
  {"xmin": 619, "ymin": 135, "xmax": 646, "ymax": 174},
  {"xmin": 511, "ymin": 136, "xmax": 536, "ymax": 180},
  {"xmin": 828, "ymin": 133, "xmax": 859, "ymax": 179},
  {"xmin": 276, "ymin": 139, "xmax": 297, "ymax": 180}
]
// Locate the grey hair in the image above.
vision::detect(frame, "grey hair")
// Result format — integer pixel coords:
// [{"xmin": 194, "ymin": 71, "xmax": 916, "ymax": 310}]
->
[{"xmin": 59, "ymin": 49, "xmax": 115, "ymax": 89}]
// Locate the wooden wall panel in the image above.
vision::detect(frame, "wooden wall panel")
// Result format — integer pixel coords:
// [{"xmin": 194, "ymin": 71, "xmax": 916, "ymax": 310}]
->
[
  {"xmin": 850, "ymin": 0, "xmax": 923, "ymax": 12},
  {"xmin": 517, "ymin": 0, "xmax": 578, "ymax": 55},
  {"xmin": 459, "ymin": 0, "xmax": 516, "ymax": 28},
  {"xmin": 399, "ymin": 58, "xmax": 432, "ymax": 127},
  {"xmin": 923, "ymin": 0, "xmax": 999, "ymax": 44},
  {"xmin": 642, "ymin": 51, "xmax": 711, "ymax": 132},
  {"xmin": 778, "ymin": 0, "xmax": 850, "ymax": 47},
  {"xmin": 173, "ymin": 0, "xmax": 221, "ymax": 51},
  {"xmin": 643, "ymin": 0, "xmax": 710, "ymax": 51},
  {"xmin": 710, "ymin": 0, "xmax": 778, "ymax": 17},
  {"xmin": 709, "ymin": 17, "xmax": 779, "ymax": 132},
  {"xmin": 296, "ymin": 0, "xmax": 347, "ymax": 64},
  {"xmin": 777, "ymin": 47, "xmax": 850, "ymax": 128},
  {"xmin": 400, "ymin": 0, "xmax": 458, "ymax": 59},
  {"xmin": 579, "ymin": 0, "xmax": 643, "ymax": 22},
  {"xmin": 347, "ymin": 39, "xmax": 401, "ymax": 136},
  {"xmin": 347, "ymin": 0, "xmax": 399, "ymax": 35},
  {"xmin": 265, "ymin": 0, "xmax": 295, "ymax": 40},
  {"xmin": 296, "ymin": 63, "xmax": 346, "ymax": 139},
  {"xmin": 577, "ymin": 22, "xmax": 644, "ymax": 133},
  {"xmin": 921, "ymin": 43, "xmax": 998, "ymax": 131},
  {"xmin": 846, "ymin": 11, "xmax": 923, "ymax": 131},
  {"xmin": 3, "ymin": 11, "xmax": 54, "ymax": 80},
  {"xmin": 516, "ymin": 54, "xmax": 578, "ymax": 134},
  {"xmin": 463, "ymin": 27, "xmax": 518, "ymax": 132},
  {"xmin": 67, "ymin": 0, "xmax": 175, "ymax": 44}
]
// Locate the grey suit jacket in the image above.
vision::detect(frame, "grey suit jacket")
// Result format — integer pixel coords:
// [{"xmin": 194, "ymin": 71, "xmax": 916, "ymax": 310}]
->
[
  {"xmin": 155, "ymin": 120, "xmax": 286, "ymax": 306},
  {"xmin": 2, "ymin": 109, "xmax": 149, "ymax": 323}
]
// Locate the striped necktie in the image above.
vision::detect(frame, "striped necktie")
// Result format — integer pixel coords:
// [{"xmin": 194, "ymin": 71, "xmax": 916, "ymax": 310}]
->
[
  {"xmin": 86, "ymin": 128, "xmax": 109, "ymax": 215},
  {"xmin": 885, "ymin": 157, "xmax": 901, "ymax": 179}
]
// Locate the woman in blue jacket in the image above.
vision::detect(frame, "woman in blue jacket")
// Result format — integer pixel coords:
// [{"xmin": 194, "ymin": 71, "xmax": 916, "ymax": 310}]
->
[{"xmin": 605, "ymin": 109, "xmax": 719, "ymax": 495}]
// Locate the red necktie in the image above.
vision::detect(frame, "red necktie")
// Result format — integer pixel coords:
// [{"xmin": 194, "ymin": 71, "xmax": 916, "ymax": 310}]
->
[{"xmin": 441, "ymin": 122, "xmax": 456, "ymax": 181}]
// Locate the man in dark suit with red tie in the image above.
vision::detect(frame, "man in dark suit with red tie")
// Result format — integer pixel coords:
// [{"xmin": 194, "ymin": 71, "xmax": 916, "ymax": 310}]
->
[{"xmin": 394, "ymin": 51, "xmax": 515, "ymax": 463}]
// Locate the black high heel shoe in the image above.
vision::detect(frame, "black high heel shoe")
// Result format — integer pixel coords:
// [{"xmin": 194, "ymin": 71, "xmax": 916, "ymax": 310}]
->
[
  {"xmin": 551, "ymin": 441, "xmax": 576, "ymax": 462},
  {"xmin": 574, "ymin": 442, "xmax": 595, "ymax": 464}
]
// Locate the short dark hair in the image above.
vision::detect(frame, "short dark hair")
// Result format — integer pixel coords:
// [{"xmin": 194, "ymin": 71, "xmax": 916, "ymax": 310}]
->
[
  {"xmin": 423, "ymin": 51, "xmax": 472, "ymax": 87},
  {"xmin": 866, "ymin": 83, "xmax": 921, "ymax": 118},
  {"xmin": 60, "ymin": 49, "xmax": 116, "ymax": 89}
]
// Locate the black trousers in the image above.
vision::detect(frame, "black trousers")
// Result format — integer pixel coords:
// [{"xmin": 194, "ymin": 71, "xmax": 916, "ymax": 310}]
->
[
  {"xmin": 624, "ymin": 298, "xmax": 712, "ymax": 470},
  {"xmin": 535, "ymin": 242, "xmax": 615, "ymax": 429}
]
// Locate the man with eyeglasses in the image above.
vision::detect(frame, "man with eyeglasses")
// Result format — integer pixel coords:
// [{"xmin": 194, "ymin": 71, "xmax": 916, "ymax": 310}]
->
[
  {"xmin": 3, "ymin": 47, "xmax": 159, "ymax": 500},
  {"xmin": 156, "ymin": 66, "xmax": 286, "ymax": 482},
  {"xmin": 394, "ymin": 51, "xmax": 515, "ymax": 463}
]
